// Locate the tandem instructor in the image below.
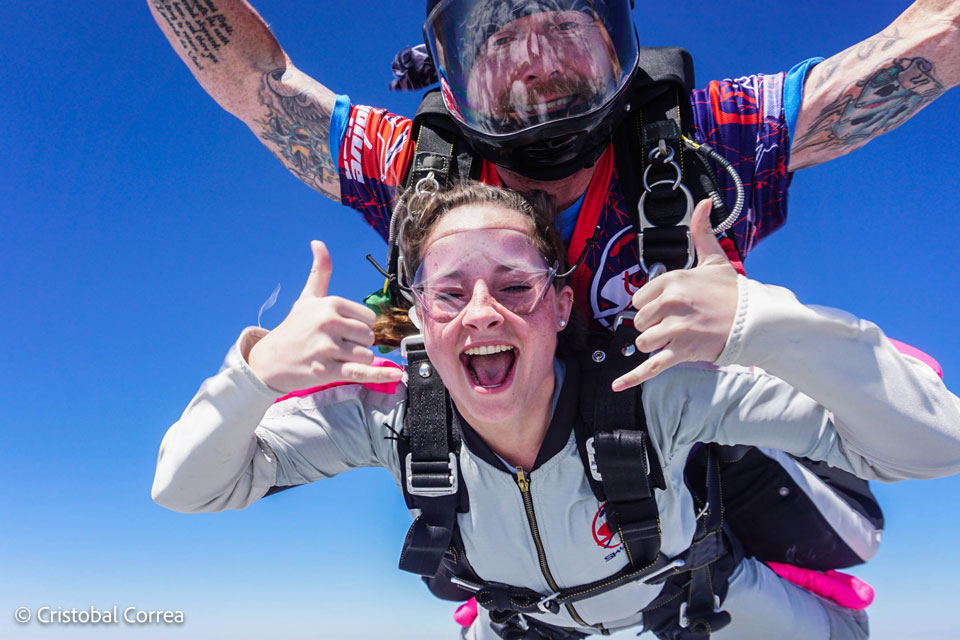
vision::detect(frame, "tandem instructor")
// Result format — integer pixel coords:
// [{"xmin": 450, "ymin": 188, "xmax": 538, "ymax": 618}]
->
[{"xmin": 14, "ymin": 605, "xmax": 184, "ymax": 625}]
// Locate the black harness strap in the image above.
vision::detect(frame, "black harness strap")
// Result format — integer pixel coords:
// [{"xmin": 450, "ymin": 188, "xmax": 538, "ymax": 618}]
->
[
  {"xmin": 397, "ymin": 337, "xmax": 465, "ymax": 577},
  {"xmin": 397, "ymin": 334, "xmax": 736, "ymax": 638},
  {"xmin": 444, "ymin": 518, "xmax": 680, "ymax": 618},
  {"xmin": 489, "ymin": 613, "xmax": 589, "ymax": 640},
  {"xmin": 383, "ymin": 92, "xmax": 482, "ymax": 309},
  {"xmin": 403, "ymin": 90, "xmax": 481, "ymax": 190},
  {"xmin": 638, "ymin": 447, "xmax": 740, "ymax": 640},
  {"xmin": 467, "ymin": 553, "xmax": 679, "ymax": 615},
  {"xmin": 392, "ymin": 48, "xmax": 740, "ymax": 638},
  {"xmin": 679, "ymin": 446, "xmax": 732, "ymax": 635},
  {"xmin": 575, "ymin": 318, "xmax": 665, "ymax": 570},
  {"xmin": 612, "ymin": 48, "xmax": 735, "ymax": 274}
]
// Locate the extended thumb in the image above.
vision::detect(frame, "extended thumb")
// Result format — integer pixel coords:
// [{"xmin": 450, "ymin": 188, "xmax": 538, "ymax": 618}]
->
[
  {"xmin": 302, "ymin": 240, "xmax": 332, "ymax": 298},
  {"xmin": 691, "ymin": 199, "xmax": 727, "ymax": 266}
]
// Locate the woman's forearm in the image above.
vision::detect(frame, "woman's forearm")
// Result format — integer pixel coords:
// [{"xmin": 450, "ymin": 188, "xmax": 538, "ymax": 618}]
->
[
  {"xmin": 152, "ymin": 330, "xmax": 281, "ymax": 513},
  {"xmin": 715, "ymin": 276, "xmax": 960, "ymax": 480}
]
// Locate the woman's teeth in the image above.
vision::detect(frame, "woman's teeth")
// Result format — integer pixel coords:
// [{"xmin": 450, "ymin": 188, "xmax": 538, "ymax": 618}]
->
[{"xmin": 463, "ymin": 344, "xmax": 514, "ymax": 356}]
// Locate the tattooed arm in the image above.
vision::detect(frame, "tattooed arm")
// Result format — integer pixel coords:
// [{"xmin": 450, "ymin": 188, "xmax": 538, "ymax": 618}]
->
[
  {"xmin": 147, "ymin": 0, "xmax": 340, "ymax": 200},
  {"xmin": 790, "ymin": 0, "xmax": 959, "ymax": 170}
]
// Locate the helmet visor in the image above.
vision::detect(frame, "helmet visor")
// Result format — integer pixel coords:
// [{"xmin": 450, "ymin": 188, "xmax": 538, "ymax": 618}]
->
[{"xmin": 424, "ymin": 0, "xmax": 637, "ymax": 137}]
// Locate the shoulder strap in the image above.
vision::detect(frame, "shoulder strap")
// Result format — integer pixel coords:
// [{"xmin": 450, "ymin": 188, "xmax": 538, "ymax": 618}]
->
[
  {"xmin": 396, "ymin": 336, "xmax": 468, "ymax": 578},
  {"xmin": 614, "ymin": 48, "xmax": 739, "ymax": 272},
  {"xmin": 382, "ymin": 91, "xmax": 483, "ymax": 307},
  {"xmin": 404, "ymin": 90, "xmax": 482, "ymax": 190},
  {"xmin": 574, "ymin": 317, "xmax": 665, "ymax": 571}
]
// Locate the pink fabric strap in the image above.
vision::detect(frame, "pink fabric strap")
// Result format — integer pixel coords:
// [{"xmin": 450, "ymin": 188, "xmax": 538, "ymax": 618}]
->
[
  {"xmin": 273, "ymin": 357, "xmax": 403, "ymax": 403},
  {"xmin": 889, "ymin": 338, "xmax": 943, "ymax": 379},
  {"xmin": 767, "ymin": 562, "xmax": 874, "ymax": 610}
]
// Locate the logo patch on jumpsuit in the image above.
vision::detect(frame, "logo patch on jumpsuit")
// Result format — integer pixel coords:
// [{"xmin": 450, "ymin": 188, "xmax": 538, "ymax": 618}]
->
[{"xmin": 592, "ymin": 502, "xmax": 624, "ymax": 557}]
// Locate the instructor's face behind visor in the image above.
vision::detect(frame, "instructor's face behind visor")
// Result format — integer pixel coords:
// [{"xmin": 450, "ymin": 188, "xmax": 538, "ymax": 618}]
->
[{"xmin": 424, "ymin": 0, "xmax": 637, "ymax": 136}]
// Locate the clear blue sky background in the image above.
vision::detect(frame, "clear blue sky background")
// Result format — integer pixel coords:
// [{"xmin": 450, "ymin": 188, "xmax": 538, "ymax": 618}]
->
[{"xmin": 2, "ymin": 1, "xmax": 958, "ymax": 639}]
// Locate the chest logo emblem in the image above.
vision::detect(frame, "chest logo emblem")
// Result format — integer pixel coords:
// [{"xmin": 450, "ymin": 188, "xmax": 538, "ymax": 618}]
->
[{"xmin": 592, "ymin": 502, "xmax": 623, "ymax": 549}]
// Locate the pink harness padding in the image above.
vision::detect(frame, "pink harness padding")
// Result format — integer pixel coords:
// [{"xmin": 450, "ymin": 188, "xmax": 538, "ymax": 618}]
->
[
  {"xmin": 767, "ymin": 562, "xmax": 874, "ymax": 610},
  {"xmin": 454, "ymin": 597, "xmax": 479, "ymax": 628},
  {"xmin": 889, "ymin": 338, "xmax": 943, "ymax": 379},
  {"xmin": 273, "ymin": 357, "xmax": 403, "ymax": 403}
]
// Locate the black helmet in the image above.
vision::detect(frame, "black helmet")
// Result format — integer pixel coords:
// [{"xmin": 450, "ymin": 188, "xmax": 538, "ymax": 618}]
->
[{"xmin": 423, "ymin": 0, "xmax": 639, "ymax": 180}]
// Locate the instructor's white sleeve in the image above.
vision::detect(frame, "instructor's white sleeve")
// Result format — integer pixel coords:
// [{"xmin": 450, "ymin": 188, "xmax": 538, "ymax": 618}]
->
[
  {"xmin": 152, "ymin": 328, "xmax": 402, "ymax": 513},
  {"xmin": 646, "ymin": 276, "xmax": 960, "ymax": 481}
]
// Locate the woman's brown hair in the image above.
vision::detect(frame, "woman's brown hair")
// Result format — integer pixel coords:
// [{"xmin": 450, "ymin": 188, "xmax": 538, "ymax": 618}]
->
[{"xmin": 373, "ymin": 181, "xmax": 570, "ymax": 349}]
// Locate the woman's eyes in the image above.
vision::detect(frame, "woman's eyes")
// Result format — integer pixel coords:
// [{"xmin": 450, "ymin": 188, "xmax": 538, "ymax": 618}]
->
[
  {"xmin": 433, "ymin": 289, "xmax": 466, "ymax": 301},
  {"xmin": 500, "ymin": 283, "xmax": 533, "ymax": 295}
]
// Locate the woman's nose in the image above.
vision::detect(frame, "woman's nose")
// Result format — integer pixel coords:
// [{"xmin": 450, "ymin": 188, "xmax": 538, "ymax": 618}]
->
[{"xmin": 461, "ymin": 281, "xmax": 504, "ymax": 330}]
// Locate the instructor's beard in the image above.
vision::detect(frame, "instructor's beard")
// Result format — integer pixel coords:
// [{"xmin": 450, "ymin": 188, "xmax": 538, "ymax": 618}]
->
[{"xmin": 477, "ymin": 73, "xmax": 608, "ymax": 132}]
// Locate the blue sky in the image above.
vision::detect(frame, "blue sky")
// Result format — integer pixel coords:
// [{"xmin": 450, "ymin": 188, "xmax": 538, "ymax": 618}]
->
[{"xmin": 1, "ymin": 1, "xmax": 958, "ymax": 638}]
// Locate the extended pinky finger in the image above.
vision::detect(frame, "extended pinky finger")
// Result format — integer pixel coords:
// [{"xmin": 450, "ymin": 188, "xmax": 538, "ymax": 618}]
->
[
  {"xmin": 338, "ymin": 362, "xmax": 404, "ymax": 385},
  {"xmin": 611, "ymin": 348, "xmax": 678, "ymax": 392}
]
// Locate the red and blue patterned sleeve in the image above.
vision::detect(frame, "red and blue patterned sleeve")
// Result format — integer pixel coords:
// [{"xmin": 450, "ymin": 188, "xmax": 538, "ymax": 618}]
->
[
  {"xmin": 690, "ymin": 72, "xmax": 792, "ymax": 258},
  {"xmin": 336, "ymin": 102, "xmax": 415, "ymax": 242}
]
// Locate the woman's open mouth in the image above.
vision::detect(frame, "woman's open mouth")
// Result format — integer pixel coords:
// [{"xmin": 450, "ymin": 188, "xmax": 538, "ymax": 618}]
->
[{"xmin": 461, "ymin": 344, "xmax": 517, "ymax": 392}]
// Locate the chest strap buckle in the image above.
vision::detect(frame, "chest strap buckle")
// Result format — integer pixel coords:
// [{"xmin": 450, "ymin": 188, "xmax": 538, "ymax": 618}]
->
[{"xmin": 405, "ymin": 452, "xmax": 459, "ymax": 497}]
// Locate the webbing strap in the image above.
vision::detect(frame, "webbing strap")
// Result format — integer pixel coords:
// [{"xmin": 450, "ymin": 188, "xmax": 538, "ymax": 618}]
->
[
  {"xmin": 397, "ymin": 339, "xmax": 463, "ymax": 577},
  {"xmin": 387, "ymin": 91, "xmax": 479, "ymax": 308},
  {"xmin": 467, "ymin": 552, "xmax": 679, "ymax": 616},
  {"xmin": 678, "ymin": 446, "xmax": 731, "ymax": 636},
  {"xmin": 613, "ymin": 76, "xmax": 732, "ymax": 274},
  {"xmin": 578, "ymin": 320, "xmax": 664, "ymax": 569},
  {"xmin": 639, "ymin": 225, "xmax": 695, "ymax": 273},
  {"xmin": 489, "ymin": 612, "xmax": 589, "ymax": 640},
  {"xmin": 404, "ymin": 90, "xmax": 480, "ymax": 190},
  {"xmin": 407, "ymin": 123, "xmax": 455, "ymax": 192}
]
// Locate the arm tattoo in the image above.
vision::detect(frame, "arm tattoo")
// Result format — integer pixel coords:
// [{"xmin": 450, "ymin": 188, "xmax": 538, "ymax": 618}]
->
[
  {"xmin": 256, "ymin": 69, "xmax": 339, "ymax": 200},
  {"xmin": 152, "ymin": 0, "xmax": 233, "ymax": 69},
  {"xmin": 813, "ymin": 28, "xmax": 901, "ymax": 89},
  {"xmin": 793, "ymin": 56, "xmax": 944, "ymax": 155}
]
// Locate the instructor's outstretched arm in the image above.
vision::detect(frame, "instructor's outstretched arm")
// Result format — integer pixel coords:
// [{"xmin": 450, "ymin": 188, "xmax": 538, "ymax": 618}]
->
[
  {"xmin": 790, "ymin": 0, "xmax": 959, "ymax": 170},
  {"xmin": 147, "ymin": 0, "xmax": 341, "ymax": 200}
]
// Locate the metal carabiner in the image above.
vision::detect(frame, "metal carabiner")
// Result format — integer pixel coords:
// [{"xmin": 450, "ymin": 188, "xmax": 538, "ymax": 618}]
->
[
  {"xmin": 414, "ymin": 170, "xmax": 440, "ymax": 196},
  {"xmin": 637, "ymin": 181, "xmax": 696, "ymax": 274}
]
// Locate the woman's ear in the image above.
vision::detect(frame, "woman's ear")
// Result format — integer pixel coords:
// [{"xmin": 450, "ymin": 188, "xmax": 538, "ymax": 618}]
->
[{"xmin": 556, "ymin": 285, "xmax": 574, "ymax": 331}]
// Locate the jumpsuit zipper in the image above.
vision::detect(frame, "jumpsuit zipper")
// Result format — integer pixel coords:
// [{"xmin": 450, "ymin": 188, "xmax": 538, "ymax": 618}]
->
[{"xmin": 514, "ymin": 467, "xmax": 605, "ymax": 632}]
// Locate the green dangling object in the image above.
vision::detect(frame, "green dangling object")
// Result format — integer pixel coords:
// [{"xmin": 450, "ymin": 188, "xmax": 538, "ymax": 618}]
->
[{"xmin": 363, "ymin": 279, "xmax": 399, "ymax": 354}]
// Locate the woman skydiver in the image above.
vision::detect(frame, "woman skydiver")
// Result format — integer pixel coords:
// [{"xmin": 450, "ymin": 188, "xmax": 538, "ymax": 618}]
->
[{"xmin": 153, "ymin": 182, "xmax": 960, "ymax": 639}]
